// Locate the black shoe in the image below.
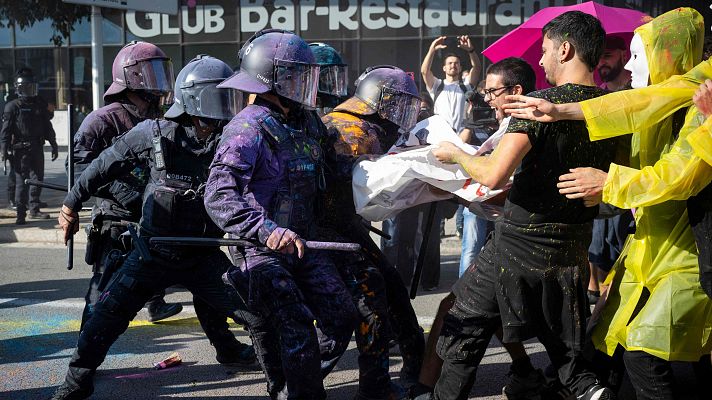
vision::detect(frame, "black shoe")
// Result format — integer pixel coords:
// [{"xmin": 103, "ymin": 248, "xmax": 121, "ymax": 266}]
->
[
  {"xmin": 16, "ymin": 214, "xmax": 26, "ymax": 225},
  {"xmin": 147, "ymin": 302, "xmax": 182, "ymax": 322},
  {"xmin": 39, "ymin": 201, "xmax": 48, "ymax": 208},
  {"xmin": 49, "ymin": 382, "xmax": 93, "ymax": 400},
  {"xmin": 215, "ymin": 340, "xmax": 257, "ymax": 366},
  {"xmin": 577, "ymin": 384, "xmax": 615, "ymax": 400},
  {"xmin": 28, "ymin": 211, "xmax": 50, "ymax": 219}
]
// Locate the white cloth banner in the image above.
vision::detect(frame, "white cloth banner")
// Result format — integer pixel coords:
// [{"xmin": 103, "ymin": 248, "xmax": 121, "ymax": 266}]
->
[{"xmin": 352, "ymin": 115, "xmax": 511, "ymax": 221}]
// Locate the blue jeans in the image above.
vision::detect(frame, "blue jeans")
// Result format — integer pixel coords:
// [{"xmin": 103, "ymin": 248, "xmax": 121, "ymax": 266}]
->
[{"xmin": 458, "ymin": 208, "xmax": 492, "ymax": 276}]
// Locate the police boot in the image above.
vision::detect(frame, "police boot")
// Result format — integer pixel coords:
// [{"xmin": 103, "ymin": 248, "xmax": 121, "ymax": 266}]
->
[
  {"xmin": 29, "ymin": 210, "xmax": 50, "ymax": 219},
  {"xmin": 48, "ymin": 382, "xmax": 93, "ymax": 400},
  {"xmin": 15, "ymin": 212, "xmax": 26, "ymax": 225},
  {"xmin": 215, "ymin": 339, "xmax": 257, "ymax": 366},
  {"xmin": 146, "ymin": 298, "xmax": 183, "ymax": 322}
]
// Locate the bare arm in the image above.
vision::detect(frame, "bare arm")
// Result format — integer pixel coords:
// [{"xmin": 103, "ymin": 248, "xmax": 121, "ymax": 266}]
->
[
  {"xmin": 503, "ymin": 95, "xmax": 583, "ymax": 122},
  {"xmin": 458, "ymin": 35, "xmax": 480, "ymax": 87},
  {"xmin": 459, "ymin": 128, "xmax": 472, "ymax": 144},
  {"xmin": 421, "ymin": 36, "xmax": 446, "ymax": 91},
  {"xmin": 432, "ymin": 132, "xmax": 531, "ymax": 189}
]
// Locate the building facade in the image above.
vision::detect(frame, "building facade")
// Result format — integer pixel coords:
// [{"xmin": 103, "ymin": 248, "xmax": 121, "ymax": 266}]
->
[{"xmin": 0, "ymin": 0, "xmax": 709, "ymax": 140}]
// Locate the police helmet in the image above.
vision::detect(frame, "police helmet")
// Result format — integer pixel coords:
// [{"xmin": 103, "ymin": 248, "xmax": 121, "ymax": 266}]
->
[
  {"xmin": 104, "ymin": 41, "xmax": 174, "ymax": 103},
  {"xmin": 165, "ymin": 55, "xmax": 241, "ymax": 121},
  {"xmin": 309, "ymin": 42, "xmax": 348, "ymax": 97},
  {"xmin": 218, "ymin": 29, "xmax": 320, "ymax": 107},
  {"xmin": 335, "ymin": 65, "xmax": 421, "ymax": 132},
  {"xmin": 14, "ymin": 68, "xmax": 38, "ymax": 98}
]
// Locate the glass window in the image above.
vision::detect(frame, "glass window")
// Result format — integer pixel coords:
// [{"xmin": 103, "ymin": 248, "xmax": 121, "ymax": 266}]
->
[
  {"xmin": 15, "ymin": 47, "xmax": 70, "ymax": 109},
  {"xmin": 69, "ymin": 48, "xmax": 93, "ymax": 118},
  {"xmin": 183, "ymin": 44, "xmax": 238, "ymax": 70},
  {"xmin": 70, "ymin": 17, "xmax": 91, "ymax": 45},
  {"xmin": 0, "ymin": 20, "xmax": 11, "ymax": 47},
  {"xmin": 360, "ymin": 39, "xmax": 422, "ymax": 89},
  {"xmin": 0, "ymin": 49, "xmax": 14, "ymax": 113},
  {"xmin": 298, "ymin": 0, "xmax": 358, "ymax": 40},
  {"xmin": 70, "ymin": 8, "xmax": 122, "ymax": 45},
  {"xmin": 15, "ymin": 18, "xmax": 63, "ymax": 47}
]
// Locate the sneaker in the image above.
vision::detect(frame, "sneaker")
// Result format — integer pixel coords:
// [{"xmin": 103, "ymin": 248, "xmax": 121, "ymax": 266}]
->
[
  {"xmin": 577, "ymin": 384, "xmax": 615, "ymax": 400},
  {"xmin": 503, "ymin": 368, "xmax": 546, "ymax": 399},
  {"xmin": 147, "ymin": 302, "xmax": 183, "ymax": 322},
  {"xmin": 28, "ymin": 211, "xmax": 50, "ymax": 219},
  {"xmin": 49, "ymin": 382, "xmax": 93, "ymax": 400},
  {"xmin": 215, "ymin": 340, "xmax": 256, "ymax": 366}
]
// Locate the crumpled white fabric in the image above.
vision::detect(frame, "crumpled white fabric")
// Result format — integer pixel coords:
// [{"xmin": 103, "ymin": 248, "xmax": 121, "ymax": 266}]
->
[{"xmin": 353, "ymin": 115, "xmax": 511, "ymax": 221}]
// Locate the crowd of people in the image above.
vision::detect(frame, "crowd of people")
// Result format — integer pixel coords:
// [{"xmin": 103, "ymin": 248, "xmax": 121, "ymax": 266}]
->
[{"xmin": 1, "ymin": 4, "xmax": 709, "ymax": 400}]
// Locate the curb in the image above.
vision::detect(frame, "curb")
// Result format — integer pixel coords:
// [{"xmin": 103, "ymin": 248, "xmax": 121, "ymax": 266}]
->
[{"xmin": 0, "ymin": 208, "xmax": 89, "ymax": 244}]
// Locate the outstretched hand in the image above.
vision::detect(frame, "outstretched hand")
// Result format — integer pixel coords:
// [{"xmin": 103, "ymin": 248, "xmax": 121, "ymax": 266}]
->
[
  {"xmin": 503, "ymin": 95, "xmax": 559, "ymax": 122},
  {"xmin": 557, "ymin": 167, "xmax": 607, "ymax": 207},
  {"xmin": 430, "ymin": 36, "xmax": 447, "ymax": 51},
  {"xmin": 431, "ymin": 141, "xmax": 463, "ymax": 164},
  {"xmin": 693, "ymin": 79, "xmax": 712, "ymax": 118}
]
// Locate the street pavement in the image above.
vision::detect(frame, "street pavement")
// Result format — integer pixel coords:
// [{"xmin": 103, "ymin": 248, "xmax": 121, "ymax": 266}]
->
[{"xmin": 0, "ymin": 150, "xmax": 703, "ymax": 399}]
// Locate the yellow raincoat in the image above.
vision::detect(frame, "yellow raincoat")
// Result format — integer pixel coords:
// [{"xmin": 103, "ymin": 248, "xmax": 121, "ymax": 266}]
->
[{"xmin": 578, "ymin": 8, "xmax": 712, "ymax": 361}]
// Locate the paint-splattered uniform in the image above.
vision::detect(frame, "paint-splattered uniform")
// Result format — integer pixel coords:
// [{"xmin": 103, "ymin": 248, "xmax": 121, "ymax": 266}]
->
[
  {"xmin": 56, "ymin": 119, "xmax": 267, "ymax": 397},
  {"xmin": 434, "ymin": 84, "xmax": 619, "ymax": 399},
  {"xmin": 320, "ymin": 109, "xmax": 426, "ymax": 396},
  {"xmin": 205, "ymin": 99, "xmax": 357, "ymax": 400}
]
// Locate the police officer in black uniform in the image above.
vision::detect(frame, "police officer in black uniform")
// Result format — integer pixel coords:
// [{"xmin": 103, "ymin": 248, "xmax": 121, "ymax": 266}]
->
[
  {"xmin": 50, "ymin": 55, "xmax": 267, "ymax": 400},
  {"xmin": 1, "ymin": 68, "xmax": 57, "ymax": 224}
]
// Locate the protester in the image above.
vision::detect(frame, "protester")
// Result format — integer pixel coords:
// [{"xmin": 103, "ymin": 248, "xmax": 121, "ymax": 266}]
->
[
  {"xmin": 49, "ymin": 55, "xmax": 266, "ymax": 400},
  {"xmin": 430, "ymin": 11, "xmax": 618, "ymax": 400},
  {"xmin": 204, "ymin": 30, "xmax": 357, "ymax": 400},
  {"xmin": 410, "ymin": 57, "xmax": 549, "ymax": 400},
  {"xmin": 71, "ymin": 41, "xmax": 185, "ymax": 326},
  {"xmin": 1, "ymin": 67, "xmax": 57, "ymax": 224},
  {"xmin": 505, "ymin": 8, "xmax": 711, "ymax": 399},
  {"xmin": 597, "ymin": 36, "xmax": 631, "ymax": 92}
]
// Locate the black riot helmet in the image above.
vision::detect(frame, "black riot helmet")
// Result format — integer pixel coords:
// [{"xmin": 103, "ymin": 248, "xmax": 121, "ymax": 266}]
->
[
  {"xmin": 14, "ymin": 68, "xmax": 38, "ymax": 98},
  {"xmin": 218, "ymin": 29, "xmax": 320, "ymax": 108},
  {"xmin": 165, "ymin": 55, "xmax": 242, "ymax": 122}
]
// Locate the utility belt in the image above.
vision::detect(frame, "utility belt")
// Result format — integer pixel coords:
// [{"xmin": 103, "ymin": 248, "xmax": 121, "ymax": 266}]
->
[
  {"xmin": 84, "ymin": 209, "xmax": 131, "ymax": 265},
  {"xmin": 12, "ymin": 140, "xmax": 41, "ymax": 150}
]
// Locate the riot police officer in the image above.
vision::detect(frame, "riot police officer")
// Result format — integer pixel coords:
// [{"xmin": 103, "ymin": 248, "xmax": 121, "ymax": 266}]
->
[
  {"xmin": 72, "ymin": 40, "xmax": 185, "ymax": 326},
  {"xmin": 321, "ymin": 66, "xmax": 426, "ymax": 390},
  {"xmin": 308, "ymin": 42, "xmax": 349, "ymax": 116},
  {"xmin": 0, "ymin": 68, "xmax": 57, "ymax": 224},
  {"xmin": 204, "ymin": 29, "xmax": 357, "ymax": 400},
  {"xmin": 50, "ymin": 55, "xmax": 266, "ymax": 400}
]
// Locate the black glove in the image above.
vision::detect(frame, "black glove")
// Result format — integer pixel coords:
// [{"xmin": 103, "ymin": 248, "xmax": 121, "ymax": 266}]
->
[{"xmin": 51, "ymin": 145, "xmax": 58, "ymax": 161}]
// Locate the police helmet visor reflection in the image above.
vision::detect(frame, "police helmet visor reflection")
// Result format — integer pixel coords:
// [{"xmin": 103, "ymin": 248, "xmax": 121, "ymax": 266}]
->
[
  {"xmin": 378, "ymin": 87, "xmax": 420, "ymax": 131},
  {"xmin": 318, "ymin": 65, "xmax": 348, "ymax": 97},
  {"xmin": 15, "ymin": 82, "xmax": 38, "ymax": 97},
  {"xmin": 182, "ymin": 83, "xmax": 243, "ymax": 120},
  {"xmin": 123, "ymin": 59, "xmax": 174, "ymax": 94},
  {"xmin": 273, "ymin": 59, "xmax": 320, "ymax": 107}
]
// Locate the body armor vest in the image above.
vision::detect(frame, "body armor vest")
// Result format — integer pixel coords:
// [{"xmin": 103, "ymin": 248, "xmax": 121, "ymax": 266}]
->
[
  {"xmin": 141, "ymin": 120, "xmax": 223, "ymax": 238},
  {"xmin": 257, "ymin": 108, "xmax": 325, "ymax": 237}
]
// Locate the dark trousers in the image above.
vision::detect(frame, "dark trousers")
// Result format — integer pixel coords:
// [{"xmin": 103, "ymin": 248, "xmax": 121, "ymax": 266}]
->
[
  {"xmin": 348, "ymin": 219, "xmax": 425, "ymax": 378},
  {"xmin": 229, "ymin": 252, "xmax": 357, "ymax": 400},
  {"xmin": 62, "ymin": 248, "xmax": 266, "ymax": 395},
  {"xmin": 12, "ymin": 145, "xmax": 44, "ymax": 215},
  {"xmin": 623, "ymin": 351, "xmax": 675, "ymax": 400},
  {"xmin": 6, "ymin": 160, "xmax": 15, "ymax": 202},
  {"xmin": 80, "ymin": 224, "xmax": 165, "ymax": 330},
  {"xmin": 434, "ymin": 238, "xmax": 598, "ymax": 399}
]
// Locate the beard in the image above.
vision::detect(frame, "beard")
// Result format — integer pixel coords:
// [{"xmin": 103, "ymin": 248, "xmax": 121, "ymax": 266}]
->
[{"xmin": 599, "ymin": 60, "xmax": 624, "ymax": 82}]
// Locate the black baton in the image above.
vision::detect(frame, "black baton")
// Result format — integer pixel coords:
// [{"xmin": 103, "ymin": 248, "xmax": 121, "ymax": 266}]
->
[
  {"xmin": 25, "ymin": 179, "xmax": 68, "ymax": 192},
  {"xmin": 410, "ymin": 202, "xmax": 438, "ymax": 299},
  {"xmin": 149, "ymin": 236, "xmax": 361, "ymax": 252},
  {"xmin": 67, "ymin": 104, "xmax": 75, "ymax": 270}
]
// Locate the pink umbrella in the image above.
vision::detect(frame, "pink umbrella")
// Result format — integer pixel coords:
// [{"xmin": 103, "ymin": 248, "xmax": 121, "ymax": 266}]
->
[{"xmin": 482, "ymin": 1, "xmax": 648, "ymax": 89}]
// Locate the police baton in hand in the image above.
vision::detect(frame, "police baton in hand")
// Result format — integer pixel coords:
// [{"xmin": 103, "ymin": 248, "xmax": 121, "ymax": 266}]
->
[
  {"xmin": 24, "ymin": 179, "xmax": 68, "ymax": 191},
  {"xmin": 66, "ymin": 104, "xmax": 75, "ymax": 270},
  {"xmin": 149, "ymin": 236, "xmax": 361, "ymax": 252}
]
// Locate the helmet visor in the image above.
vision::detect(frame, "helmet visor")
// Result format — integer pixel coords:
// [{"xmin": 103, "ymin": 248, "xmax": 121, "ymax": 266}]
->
[
  {"xmin": 124, "ymin": 59, "xmax": 174, "ymax": 94},
  {"xmin": 318, "ymin": 65, "xmax": 348, "ymax": 97},
  {"xmin": 16, "ymin": 82, "xmax": 38, "ymax": 97},
  {"xmin": 183, "ymin": 82, "xmax": 243, "ymax": 121},
  {"xmin": 274, "ymin": 59, "xmax": 320, "ymax": 107},
  {"xmin": 378, "ymin": 87, "xmax": 420, "ymax": 131}
]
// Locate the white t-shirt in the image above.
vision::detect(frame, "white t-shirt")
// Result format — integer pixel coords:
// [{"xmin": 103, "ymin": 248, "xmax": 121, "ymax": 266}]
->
[{"xmin": 429, "ymin": 78, "xmax": 472, "ymax": 132}]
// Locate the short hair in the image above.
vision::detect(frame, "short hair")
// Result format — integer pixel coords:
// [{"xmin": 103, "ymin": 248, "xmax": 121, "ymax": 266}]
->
[
  {"xmin": 485, "ymin": 57, "xmax": 536, "ymax": 95},
  {"xmin": 442, "ymin": 53, "xmax": 461, "ymax": 66},
  {"xmin": 542, "ymin": 11, "xmax": 606, "ymax": 71}
]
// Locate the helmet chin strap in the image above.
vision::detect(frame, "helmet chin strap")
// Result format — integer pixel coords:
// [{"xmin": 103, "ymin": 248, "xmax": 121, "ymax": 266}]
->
[{"xmin": 190, "ymin": 116, "xmax": 229, "ymax": 139}]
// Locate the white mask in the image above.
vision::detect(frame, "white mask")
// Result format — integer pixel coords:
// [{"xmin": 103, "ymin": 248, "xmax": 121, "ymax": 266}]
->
[{"xmin": 624, "ymin": 34, "xmax": 650, "ymax": 88}]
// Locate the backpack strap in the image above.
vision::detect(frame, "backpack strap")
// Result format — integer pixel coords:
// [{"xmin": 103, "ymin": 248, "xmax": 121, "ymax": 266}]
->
[{"xmin": 433, "ymin": 79, "xmax": 469, "ymax": 102}]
